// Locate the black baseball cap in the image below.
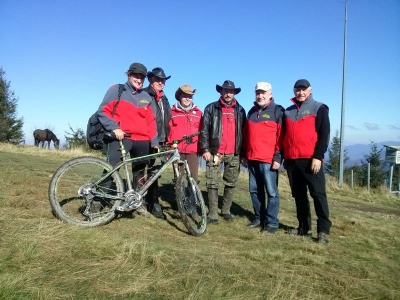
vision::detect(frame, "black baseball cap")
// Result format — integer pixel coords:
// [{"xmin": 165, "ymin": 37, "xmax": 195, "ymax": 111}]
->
[
  {"xmin": 294, "ymin": 79, "xmax": 311, "ymax": 88},
  {"xmin": 128, "ymin": 63, "xmax": 147, "ymax": 77}
]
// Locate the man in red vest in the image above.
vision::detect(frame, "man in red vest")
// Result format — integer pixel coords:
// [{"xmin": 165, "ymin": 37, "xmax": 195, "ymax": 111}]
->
[
  {"xmin": 282, "ymin": 79, "xmax": 331, "ymax": 243},
  {"xmin": 242, "ymin": 82, "xmax": 284, "ymax": 233}
]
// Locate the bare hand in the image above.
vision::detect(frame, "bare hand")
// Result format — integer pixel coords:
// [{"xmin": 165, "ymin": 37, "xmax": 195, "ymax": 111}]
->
[
  {"xmin": 202, "ymin": 151, "xmax": 211, "ymax": 162},
  {"xmin": 241, "ymin": 157, "xmax": 248, "ymax": 168},
  {"xmin": 113, "ymin": 128, "xmax": 125, "ymax": 140},
  {"xmin": 310, "ymin": 158, "xmax": 322, "ymax": 174},
  {"xmin": 271, "ymin": 161, "xmax": 280, "ymax": 170},
  {"xmin": 153, "ymin": 146, "xmax": 160, "ymax": 153}
]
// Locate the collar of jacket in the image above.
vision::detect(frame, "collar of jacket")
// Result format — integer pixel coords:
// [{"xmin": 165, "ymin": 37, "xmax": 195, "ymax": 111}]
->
[
  {"xmin": 175, "ymin": 101, "xmax": 195, "ymax": 112},
  {"xmin": 146, "ymin": 85, "xmax": 162, "ymax": 96},
  {"xmin": 290, "ymin": 94, "xmax": 314, "ymax": 108},
  {"xmin": 253, "ymin": 98, "xmax": 274, "ymax": 110},
  {"xmin": 218, "ymin": 97, "xmax": 237, "ymax": 108},
  {"xmin": 125, "ymin": 80, "xmax": 142, "ymax": 94}
]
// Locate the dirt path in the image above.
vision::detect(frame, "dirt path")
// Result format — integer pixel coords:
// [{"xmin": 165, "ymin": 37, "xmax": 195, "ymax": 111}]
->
[{"xmin": 341, "ymin": 204, "xmax": 400, "ymax": 216}]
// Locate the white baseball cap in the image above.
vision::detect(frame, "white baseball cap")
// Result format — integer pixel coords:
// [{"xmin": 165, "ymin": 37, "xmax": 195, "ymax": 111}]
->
[{"xmin": 255, "ymin": 82, "xmax": 272, "ymax": 92}]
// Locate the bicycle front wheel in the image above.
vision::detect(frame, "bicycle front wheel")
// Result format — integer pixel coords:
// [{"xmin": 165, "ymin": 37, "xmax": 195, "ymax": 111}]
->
[
  {"xmin": 176, "ymin": 169, "xmax": 207, "ymax": 236},
  {"xmin": 48, "ymin": 156, "xmax": 124, "ymax": 227}
]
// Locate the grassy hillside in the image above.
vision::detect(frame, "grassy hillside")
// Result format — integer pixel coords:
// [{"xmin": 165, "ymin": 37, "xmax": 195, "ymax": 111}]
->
[{"xmin": 0, "ymin": 143, "xmax": 399, "ymax": 299}]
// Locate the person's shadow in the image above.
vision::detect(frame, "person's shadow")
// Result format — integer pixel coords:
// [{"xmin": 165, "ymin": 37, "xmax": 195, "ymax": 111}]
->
[
  {"xmin": 158, "ymin": 182, "xmax": 193, "ymax": 235},
  {"xmin": 158, "ymin": 182, "xmax": 292, "ymax": 233}
]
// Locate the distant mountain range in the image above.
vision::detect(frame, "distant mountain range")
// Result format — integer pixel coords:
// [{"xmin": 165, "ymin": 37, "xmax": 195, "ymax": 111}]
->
[{"xmin": 344, "ymin": 141, "xmax": 400, "ymax": 166}]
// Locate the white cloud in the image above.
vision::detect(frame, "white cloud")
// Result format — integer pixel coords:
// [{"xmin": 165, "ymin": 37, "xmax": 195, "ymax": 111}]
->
[
  {"xmin": 364, "ymin": 122, "xmax": 380, "ymax": 130},
  {"xmin": 346, "ymin": 125, "xmax": 360, "ymax": 130},
  {"xmin": 388, "ymin": 123, "xmax": 400, "ymax": 130}
]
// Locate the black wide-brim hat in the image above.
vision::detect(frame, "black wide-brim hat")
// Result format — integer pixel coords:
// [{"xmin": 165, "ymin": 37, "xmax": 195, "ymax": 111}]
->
[
  {"xmin": 147, "ymin": 67, "xmax": 171, "ymax": 80},
  {"xmin": 216, "ymin": 80, "xmax": 241, "ymax": 94}
]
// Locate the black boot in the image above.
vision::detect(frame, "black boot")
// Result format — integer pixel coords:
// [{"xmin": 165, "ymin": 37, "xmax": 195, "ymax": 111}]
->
[{"xmin": 147, "ymin": 181, "xmax": 165, "ymax": 220}]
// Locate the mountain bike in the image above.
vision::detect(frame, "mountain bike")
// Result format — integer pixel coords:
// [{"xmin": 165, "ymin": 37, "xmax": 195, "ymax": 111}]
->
[{"xmin": 48, "ymin": 132, "xmax": 207, "ymax": 236}]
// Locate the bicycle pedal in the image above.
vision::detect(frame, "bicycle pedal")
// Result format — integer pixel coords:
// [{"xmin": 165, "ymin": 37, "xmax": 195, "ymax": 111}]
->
[{"xmin": 116, "ymin": 206, "xmax": 126, "ymax": 212}]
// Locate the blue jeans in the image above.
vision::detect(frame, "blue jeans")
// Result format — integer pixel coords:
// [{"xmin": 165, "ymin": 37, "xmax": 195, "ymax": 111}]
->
[{"xmin": 248, "ymin": 160, "xmax": 280, "ymax": 228}]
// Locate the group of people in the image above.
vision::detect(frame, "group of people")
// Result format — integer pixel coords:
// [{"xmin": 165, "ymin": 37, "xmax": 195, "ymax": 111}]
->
[{"xmin": 97, "ymin": 62, "xmax": 332, "ymax": 244}]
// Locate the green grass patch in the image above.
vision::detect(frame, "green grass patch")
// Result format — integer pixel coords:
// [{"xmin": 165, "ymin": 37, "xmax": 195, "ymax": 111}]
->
[{"xmin": 0, "ymin": 143, "xmax": 399, "ymax": 299}]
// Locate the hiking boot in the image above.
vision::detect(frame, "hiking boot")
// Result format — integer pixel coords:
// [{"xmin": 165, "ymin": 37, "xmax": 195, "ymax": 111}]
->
[
  {"xmin": 287, "ymin": 228, "xmax": 312, "ymax": 237},
  {"xmin": 221, "ymin": 187, "xmax": 234, "ymax": 217},
  {"xmin": 150, "ymin": 203, "xmax": 166, "ymax": 220},
  {"xmin": 135, "ymin": 205, "xmax": 150, "ymax": 218},
  {"xmin": 207, "ymin": 188, "xmax": 219, "ymax": 220},
  {"xmin": 262, "ymin": 227, "xmax": 279, "ymax": 234},
  {"xmin": 247, "ymin": 220, "xmax": 261, "ymax": 228},
  {"xmin": 318, "ymin": 232, "xmax": 329, "ymax": 244},
  {"xmin": 207, "ymin": 217, "xmax": 218, "ymax": 225},
  {"xmin": 222, "ymin": 214, "xmax": 233, "ymax": 222}
]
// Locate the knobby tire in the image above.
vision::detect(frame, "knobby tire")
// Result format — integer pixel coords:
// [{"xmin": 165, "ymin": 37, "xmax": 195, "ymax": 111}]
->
[
  {"xmin": 175, "ymin": 169, "xmax": 207, "ymax": 236},
  {"xmin": 48, "ymin": 156, "xmax": 124, "ymax": 227}
]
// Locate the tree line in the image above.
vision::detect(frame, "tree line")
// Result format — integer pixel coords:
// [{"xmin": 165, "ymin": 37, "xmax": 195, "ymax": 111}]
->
[{"xmin": 324, "ymin": 130, "xmax": 392, "ymax": 189}]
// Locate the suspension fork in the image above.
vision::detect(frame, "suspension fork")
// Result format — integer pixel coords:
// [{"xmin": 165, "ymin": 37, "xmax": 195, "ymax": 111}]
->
[{"xmin": 174, "ymin": 159, "xmax": 193, "ymax": 182}]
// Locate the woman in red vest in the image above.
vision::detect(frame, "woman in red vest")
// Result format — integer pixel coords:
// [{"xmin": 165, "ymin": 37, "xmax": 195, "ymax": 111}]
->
[{"xmin": 167, "ymin": 84, "xmax": 202, "ymax": 183}]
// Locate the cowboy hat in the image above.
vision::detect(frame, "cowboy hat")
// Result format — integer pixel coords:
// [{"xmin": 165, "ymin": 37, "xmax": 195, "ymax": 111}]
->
[
  {"xmin": 147, "ymin": 67, "xmax": 171, "ymax": 80},
  {"xmin": 216, "ymin": 80, "xmax": 241, "ymax": 94},
  {"xmin": 175, "ymin": 84, "xmax": 197, "ymax": 100}
]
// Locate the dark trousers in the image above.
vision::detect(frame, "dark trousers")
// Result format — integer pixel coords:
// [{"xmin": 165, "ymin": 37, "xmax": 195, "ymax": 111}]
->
[
  {"xmin": 105, "ymin": 139, "xmax": 150, "ymax": 189},
  {"xmin": 147, "ymin": 142, "xmax": 166, "ymax": 208},
  {"xmin": 179, "ymin": 153, "xmax": 199, "ymax": 183},
  {"xmin": 285, "ymin": 159, "xmax": 331, "ymax": 234}
]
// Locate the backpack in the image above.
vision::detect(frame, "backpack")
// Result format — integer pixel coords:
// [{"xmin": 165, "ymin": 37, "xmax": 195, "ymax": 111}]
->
[{"xmin": 86, "ymin": 84, "xmax": 125, "ymax": 150}]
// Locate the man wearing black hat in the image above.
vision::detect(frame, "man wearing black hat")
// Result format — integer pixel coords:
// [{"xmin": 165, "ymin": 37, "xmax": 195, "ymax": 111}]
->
[
  {"xmin": 97, "ymin": 62, "xmax": 159, "ymax": 217},
  {"xmin": 143, "ymin": 67, "xmax": 172, "ymax": 219},
  {"xmin": 281, "ymin": 79, "xmax": 331, "ymax": 243},
  {"xmin": 200, "ymin": 80, "xmax": 246, "ymax": 224}
]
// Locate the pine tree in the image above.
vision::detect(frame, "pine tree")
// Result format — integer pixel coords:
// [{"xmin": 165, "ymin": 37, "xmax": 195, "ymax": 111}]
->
[
  {"xmin": 360, "ymin": 141, "xmax": 386, "ymax": 188},
  {"xmin": 0, "ymin": 67, "xmax": 24, "ymax": 143},
  {"xmin": 64, "ymin": 125, "xmax": 88, "ymax": 149},
  {"xmin": 325, "ymin": 130, "xmax": 349, "ymax": 179}
]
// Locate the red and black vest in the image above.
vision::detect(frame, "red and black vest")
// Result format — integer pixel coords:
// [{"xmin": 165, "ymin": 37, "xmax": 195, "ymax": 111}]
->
[
  {"xmin": 282, "ymin": 96, "xmax": 324, "ymax": 159},
  {"xmin": 243, "ymin": 100, "xmax": 282, "ymax": 163}
]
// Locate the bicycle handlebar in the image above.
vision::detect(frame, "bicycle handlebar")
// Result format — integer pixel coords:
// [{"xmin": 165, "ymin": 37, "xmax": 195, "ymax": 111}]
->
[
  {"xmin": 165, "ymin": 131, "xmax": 201, "ymax": 147},
  {"xmin": 103, "ymin": 132, "xmax": 131, "ymax": 140},
  {"xmin": 104, "ymin": 131, "xmax": 200, "ymax": 150}
]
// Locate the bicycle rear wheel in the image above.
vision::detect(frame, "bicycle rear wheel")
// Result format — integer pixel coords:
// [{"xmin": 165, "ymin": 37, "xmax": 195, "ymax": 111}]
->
[
  {"xmin": 48, "ymin": 156, "xmax": 124, "ymax": 227},
  {"xmin": 176, "ymin": 169, "xmax": 207, "ymax": 236}
]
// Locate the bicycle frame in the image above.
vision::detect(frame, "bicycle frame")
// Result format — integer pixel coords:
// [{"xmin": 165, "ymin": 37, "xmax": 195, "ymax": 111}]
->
[{"xmin": 92, "ymin": 142, "xmax": 189, "ymax": 210}]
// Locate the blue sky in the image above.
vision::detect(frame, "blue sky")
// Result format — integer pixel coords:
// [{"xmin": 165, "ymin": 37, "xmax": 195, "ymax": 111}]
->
[{"xmin": 1, "ymin": 0, "xmax": 399, "ymax": 147}]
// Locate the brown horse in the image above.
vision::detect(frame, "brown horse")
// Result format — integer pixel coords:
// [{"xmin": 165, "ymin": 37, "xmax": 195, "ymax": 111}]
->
[{"xmin": 33, "ymin": 129, "xmax": 60, "ymax": 149}]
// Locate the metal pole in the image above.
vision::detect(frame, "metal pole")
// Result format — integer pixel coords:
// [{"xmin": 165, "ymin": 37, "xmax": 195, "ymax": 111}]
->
[
  {"xmin": 398, "ymin": 165, "xmax": 400, "ymax": 192},
  {"xmin": 389, "ymin": 163, "xmax": 393, "ymax": 192},
  {"xmin": 367, "ymin": 163, "xmax": 370, "ymax": 193},
  {"xmin": 351, "ymin": 169, "xmax": 353, "ymax": 188},
  {"xmin": 339, "ymin": 0, "xmax": 348, "ymax": 187}
]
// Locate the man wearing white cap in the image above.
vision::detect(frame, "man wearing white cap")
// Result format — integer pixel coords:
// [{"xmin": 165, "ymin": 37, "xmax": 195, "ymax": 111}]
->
[{"xmin": 242, "ymin": 82, "xmax": 284, "ymax": 233}]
